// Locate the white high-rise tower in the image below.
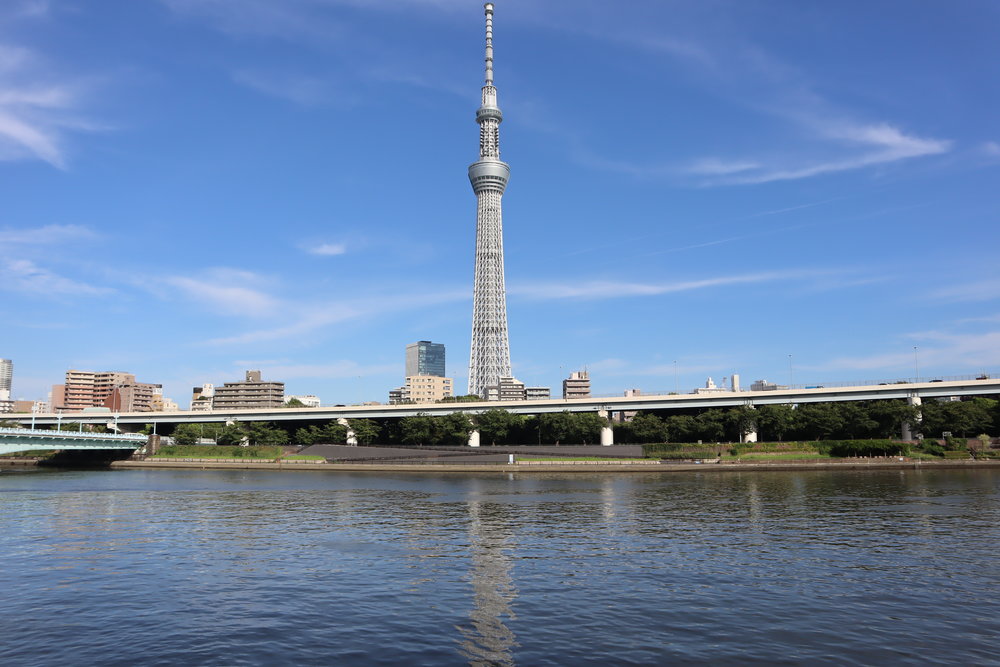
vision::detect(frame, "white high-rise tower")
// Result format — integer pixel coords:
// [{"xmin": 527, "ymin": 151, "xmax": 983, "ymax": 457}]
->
[{"xmin": 468, "ymin": 2, "xmax": 512, "ymax": 398}]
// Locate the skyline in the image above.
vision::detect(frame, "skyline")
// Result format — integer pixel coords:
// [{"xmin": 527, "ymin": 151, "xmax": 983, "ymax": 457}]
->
[{"xmin": 2, "ymin": 1, "xmax": 999, "ymax": 405}]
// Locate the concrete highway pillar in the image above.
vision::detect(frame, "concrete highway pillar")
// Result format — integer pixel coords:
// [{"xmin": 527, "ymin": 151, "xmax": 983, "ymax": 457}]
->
[
  {"xmin": 337, "ymin": 418, "xmax": 357, "ymax": 446},
  {"xmin": 740, "ymin": 404, "xmax": 758, "ymax": 443},
  {"xmin": 468, "ymin": 429, "xmax": 481, "ymax": 447},
  {"xmin": 598, "ymin": 410, "xmax": 613, "ymax": 446},
  {"xmin": 901, "ymin": 395, "xmax": 923, "ymax": 441}
]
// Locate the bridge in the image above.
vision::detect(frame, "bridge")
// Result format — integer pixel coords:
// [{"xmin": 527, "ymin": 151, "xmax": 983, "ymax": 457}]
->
[
  {"xmin": 7, "ymin": 378, "xmax": 1000, "ymax": 446},
  {"xmin": 0, "ymin": 428, "xmax": 148, "ymax": 456}
]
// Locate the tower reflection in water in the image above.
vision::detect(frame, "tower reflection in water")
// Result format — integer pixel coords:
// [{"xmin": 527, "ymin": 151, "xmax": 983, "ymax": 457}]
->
[{"xmin": 455, "ymin": 497, "xmax": 518, "ymax": 667}]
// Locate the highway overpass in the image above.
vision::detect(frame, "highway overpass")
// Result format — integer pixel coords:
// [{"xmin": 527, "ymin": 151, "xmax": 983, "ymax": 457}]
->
[{"xmin": 10, "ymin": 378, "xmax": 1000, "ymax": 429}]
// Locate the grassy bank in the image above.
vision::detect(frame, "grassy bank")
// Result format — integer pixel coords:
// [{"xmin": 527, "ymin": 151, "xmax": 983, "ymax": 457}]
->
[{"xmin": 155, "ymin": 445, "xmax": 284, "ymax": 460}]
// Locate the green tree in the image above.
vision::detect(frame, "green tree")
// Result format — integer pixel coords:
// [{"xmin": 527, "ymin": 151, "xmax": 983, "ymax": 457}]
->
[
  {"xmin": 243, "ymin": 422, "xmax": 289, "ymax": 447},
  {"xmin": 348, "ymin": 419, "xmax": 380, "ymax": 445},
  {"xmin": 475, "ymin": 409, "xmax": 522, "ymax": 445},
  {"xmin": 539, "ymin": 411, "xmax": 577, "ymax": 444},
  {"xmin": 756, "ymin": 404, "xmax": 797, "ymax": 441},
  {"xmin": 837, "ymin": 402, "xmax": 879, "ymax": 439},
  {"xmin": 664, "ymin": 414, "xmax": 698, "ymax": 443},
  {"xmin": 794, "ymin": 403, "xmax": 845, "ymax": 440},
  {"xmin": 284, "ymin": 397, "xmax": 306, "ymax": 408},
  {"xmin": 438, "ymin": 412, "xmax": 474, "ymax": 446},
  {"xmin": 437, "ymin": 395, "xmax": 482, "ymax": 403},
  {"xmin": 572, "ymin": 412, "xmax": 607, "ymax": 444},
  {"xmin": 400, "ymin": 414, "xmax": 436, "ymax": 446},
  {"xmin": 865, "ymin": 400, "xmax": 920, "ymax": 439},
  {"xmin": 726, "ymin": 406, "xmax": 759, "ymax": 442},
  {"xmin": 625, "ymin": 413, "xmax": 667, "ymax": 444},
  {"xmin": 695, "ymin": 410, "xmax": 726, "ymax": 442},
  {"xmin": 216, "ymin": 422, "xmax": 252, "ymax": 446},
  {"xmin": 295, "ymin": 422, "xmax": 348, "ymax": 445}
]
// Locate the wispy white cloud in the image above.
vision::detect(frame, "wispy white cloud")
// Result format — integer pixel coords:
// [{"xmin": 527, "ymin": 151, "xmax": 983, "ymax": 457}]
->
[
  {"xmin": 307, "ymin": 242, "xmax": 347, "ymax": 256},
  {"xmin": 982, "ymin": 141, "xmax": 1000, "ymax": 157},
  {"xmin": 686, "ymin": 158, "xmax": 760, "ymax": 176},
  {"xmin": 10, "ymin": 1, "xmax": 50, "ymax": 19},
  {"xmin": 0, "ymin": 258, "xmax": 112, "ymax": 296},
  {"xmin": 817, "ymin": 330, "xmax": 1000, "ymax": 373},
  {"xmin": 928, "ymin": 279, "xmax": 1000, "ymax": 303},
  {"xmin": 689, "ymin": 123, "xmax": 951, "ymax": 186},
  {"xmin": 159, "ymin": 0, "xmax": 345, "ymax": 42},
  {"xmin": 0, "ymin": 224, "xmax": 97, "ymax": 244},
  {"xmin": 206, "ymin": 306, "xmax": 363, "ymax": 345},
  {"xmin": 204, "ymin": 288, "xmax": 468, "ymax": 345},
  {"xmin": 233, "ymin": 69, "xmax": 350, "ymax": 107},
  {"xmin": 259, "ymin": 360, "xmax": 398, "ymax": 380},
  {"xmin": 165, "ymin": 269, "xmax": 280, "ymax": 317},
  {"xmin": 511, "ymin": 270, "xmax": 826, "ymax": 300},
  {"xmin": 0, "ymin": 38, "xmax": 99, "ymax": 168}
]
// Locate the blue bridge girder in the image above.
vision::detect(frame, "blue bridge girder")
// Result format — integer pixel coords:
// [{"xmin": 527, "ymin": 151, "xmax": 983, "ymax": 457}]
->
[{"xmin": 0, "ymin": 428, "xmax": 148, "ymax": 456}]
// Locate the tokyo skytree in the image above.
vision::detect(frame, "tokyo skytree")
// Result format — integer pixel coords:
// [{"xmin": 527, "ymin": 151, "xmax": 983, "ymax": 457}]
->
[{"xmin": 467, "ymin": 2, "xmax": 512, "ymax": 398}]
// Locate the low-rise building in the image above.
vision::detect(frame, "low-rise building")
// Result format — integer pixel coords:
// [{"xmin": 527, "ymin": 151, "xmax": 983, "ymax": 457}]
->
[
  {"xmin": 191, "ymin": 383, "xmax": 215, "ymax": 410},
  {"xmin": 562, "ymin": 371, "xmax": 591, "ymax": 399},
  {"xmin": 404, "ymin": 375, "xmax": 454, "ymax": 403},
  {"xmin": 484, "ymin": 376, "xmax": 526, "ymax": 401},
  {"xmin": 55, "ymin": 369, "xmax": 162, "ymax": 412},
  {"xmin": 287, "ymin": 394, "xmax": 321, "ymax": 408},
  {"xmin": 693, "ymin": 377, "xmax": 728, "ymax": 395},
  {"xmin": 525, "ymin": 386, "xmax": 551, "ymax": 400},
  {"xmin": 212, "ymin": 370, "xmax": 285, "ymax": 410},
  {"xmin": 750, "ymin": 379, "xmax": 782, "ymax": 392}
]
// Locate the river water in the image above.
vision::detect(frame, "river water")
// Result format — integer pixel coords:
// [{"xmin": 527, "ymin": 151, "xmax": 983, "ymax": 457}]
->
[{"xmin": 1, "ymin": 467, "xmax": 998, "ymax": 666}]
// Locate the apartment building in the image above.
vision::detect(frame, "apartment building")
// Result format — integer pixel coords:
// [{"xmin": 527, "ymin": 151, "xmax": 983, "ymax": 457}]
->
[{"xmin": 211, "ymin": 370, "xmax": 285, "ymax": 410}]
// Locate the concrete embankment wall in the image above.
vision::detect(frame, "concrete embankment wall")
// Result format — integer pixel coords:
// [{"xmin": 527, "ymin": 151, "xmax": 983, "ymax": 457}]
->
[{"xmin": 109, "ymin": 459, "xmax": 1000, "ymax": 474}]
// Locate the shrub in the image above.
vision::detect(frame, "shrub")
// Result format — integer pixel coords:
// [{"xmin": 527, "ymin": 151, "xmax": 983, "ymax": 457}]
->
[{"xmin": 823, "ymin": 440, "xmax": 909, "ymax": 457}]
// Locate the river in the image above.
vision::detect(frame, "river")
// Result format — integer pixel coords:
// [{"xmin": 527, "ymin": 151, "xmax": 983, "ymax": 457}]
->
[{"xmin": 1, "ymin": 467, "xmax": 998, "ymax": 665}]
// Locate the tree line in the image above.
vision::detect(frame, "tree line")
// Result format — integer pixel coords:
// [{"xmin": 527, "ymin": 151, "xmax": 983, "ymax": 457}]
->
[{"xmin": 163, "ymin": 396, "xmax": 998, "ymax": 447}]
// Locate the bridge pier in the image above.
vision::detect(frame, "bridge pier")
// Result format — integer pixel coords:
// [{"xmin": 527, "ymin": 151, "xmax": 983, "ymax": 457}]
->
[
  {"xmin": 901, "ymin": 395, "xmax": 922, "ymax": 441},
  {"xmin": 337, "ymin": 418, "xmax": 357, "ymax": 446},
  {"xmin": 598, "ymin": 410, "xmax": 614, "ymax": 446},
  {"xmin": 741, "ymin": 405, "xmax": 758, "ymax": 443},
  {"xmin": 468, "ymin": 429, "xmax": 480, "ymax": 447}
]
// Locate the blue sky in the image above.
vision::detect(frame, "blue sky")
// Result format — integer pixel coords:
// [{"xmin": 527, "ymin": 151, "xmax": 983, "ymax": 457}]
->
[{"xmin": 2, "ymin": 0, "xmax": 999, "ymax": 406}]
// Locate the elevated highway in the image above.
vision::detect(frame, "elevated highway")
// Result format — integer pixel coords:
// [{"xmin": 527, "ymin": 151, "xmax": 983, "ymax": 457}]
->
[{"xmin": 11, "ymin": 378, "xmax": 1000, "ymax": 428}]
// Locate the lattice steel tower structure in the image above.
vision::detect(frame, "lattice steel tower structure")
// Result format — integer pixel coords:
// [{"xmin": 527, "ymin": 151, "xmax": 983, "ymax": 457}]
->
[{"xmin": 467, "ymin": 2, "xmax": 512, "ymax": 398}]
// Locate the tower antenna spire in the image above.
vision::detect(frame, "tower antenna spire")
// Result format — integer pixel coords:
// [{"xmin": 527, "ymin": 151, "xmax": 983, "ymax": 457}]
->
[{"xmin": 484, "ymin": 2, "xmax": 494, "ymax": 84}]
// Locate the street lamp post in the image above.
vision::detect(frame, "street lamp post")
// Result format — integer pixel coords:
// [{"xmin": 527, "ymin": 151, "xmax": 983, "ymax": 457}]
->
[{"xmin": 914, "ymin": 346, "xmax": 919, "ymax": 382}]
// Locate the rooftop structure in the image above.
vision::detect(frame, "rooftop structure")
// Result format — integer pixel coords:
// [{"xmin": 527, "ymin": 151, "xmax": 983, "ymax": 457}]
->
[{"xmin": 467, "ymin": 3, "xmax": 513, "ymax": 398}]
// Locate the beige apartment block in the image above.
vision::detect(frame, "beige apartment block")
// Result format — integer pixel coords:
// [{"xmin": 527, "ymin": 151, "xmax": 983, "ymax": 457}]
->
[
  {"xmin": 404, "ymin": 375, "xmax": 454, "ymax": 403},
  {"xmin": 212, "ymin": 370, "xmax": 285, "ymax": 409},
  {"xmin": 562, "ymin": 370, "xmax": 591, "ymax": 399},
  {"xmin": 59, "ymin": 370, "xmax": 162, "ymax": 412}
]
